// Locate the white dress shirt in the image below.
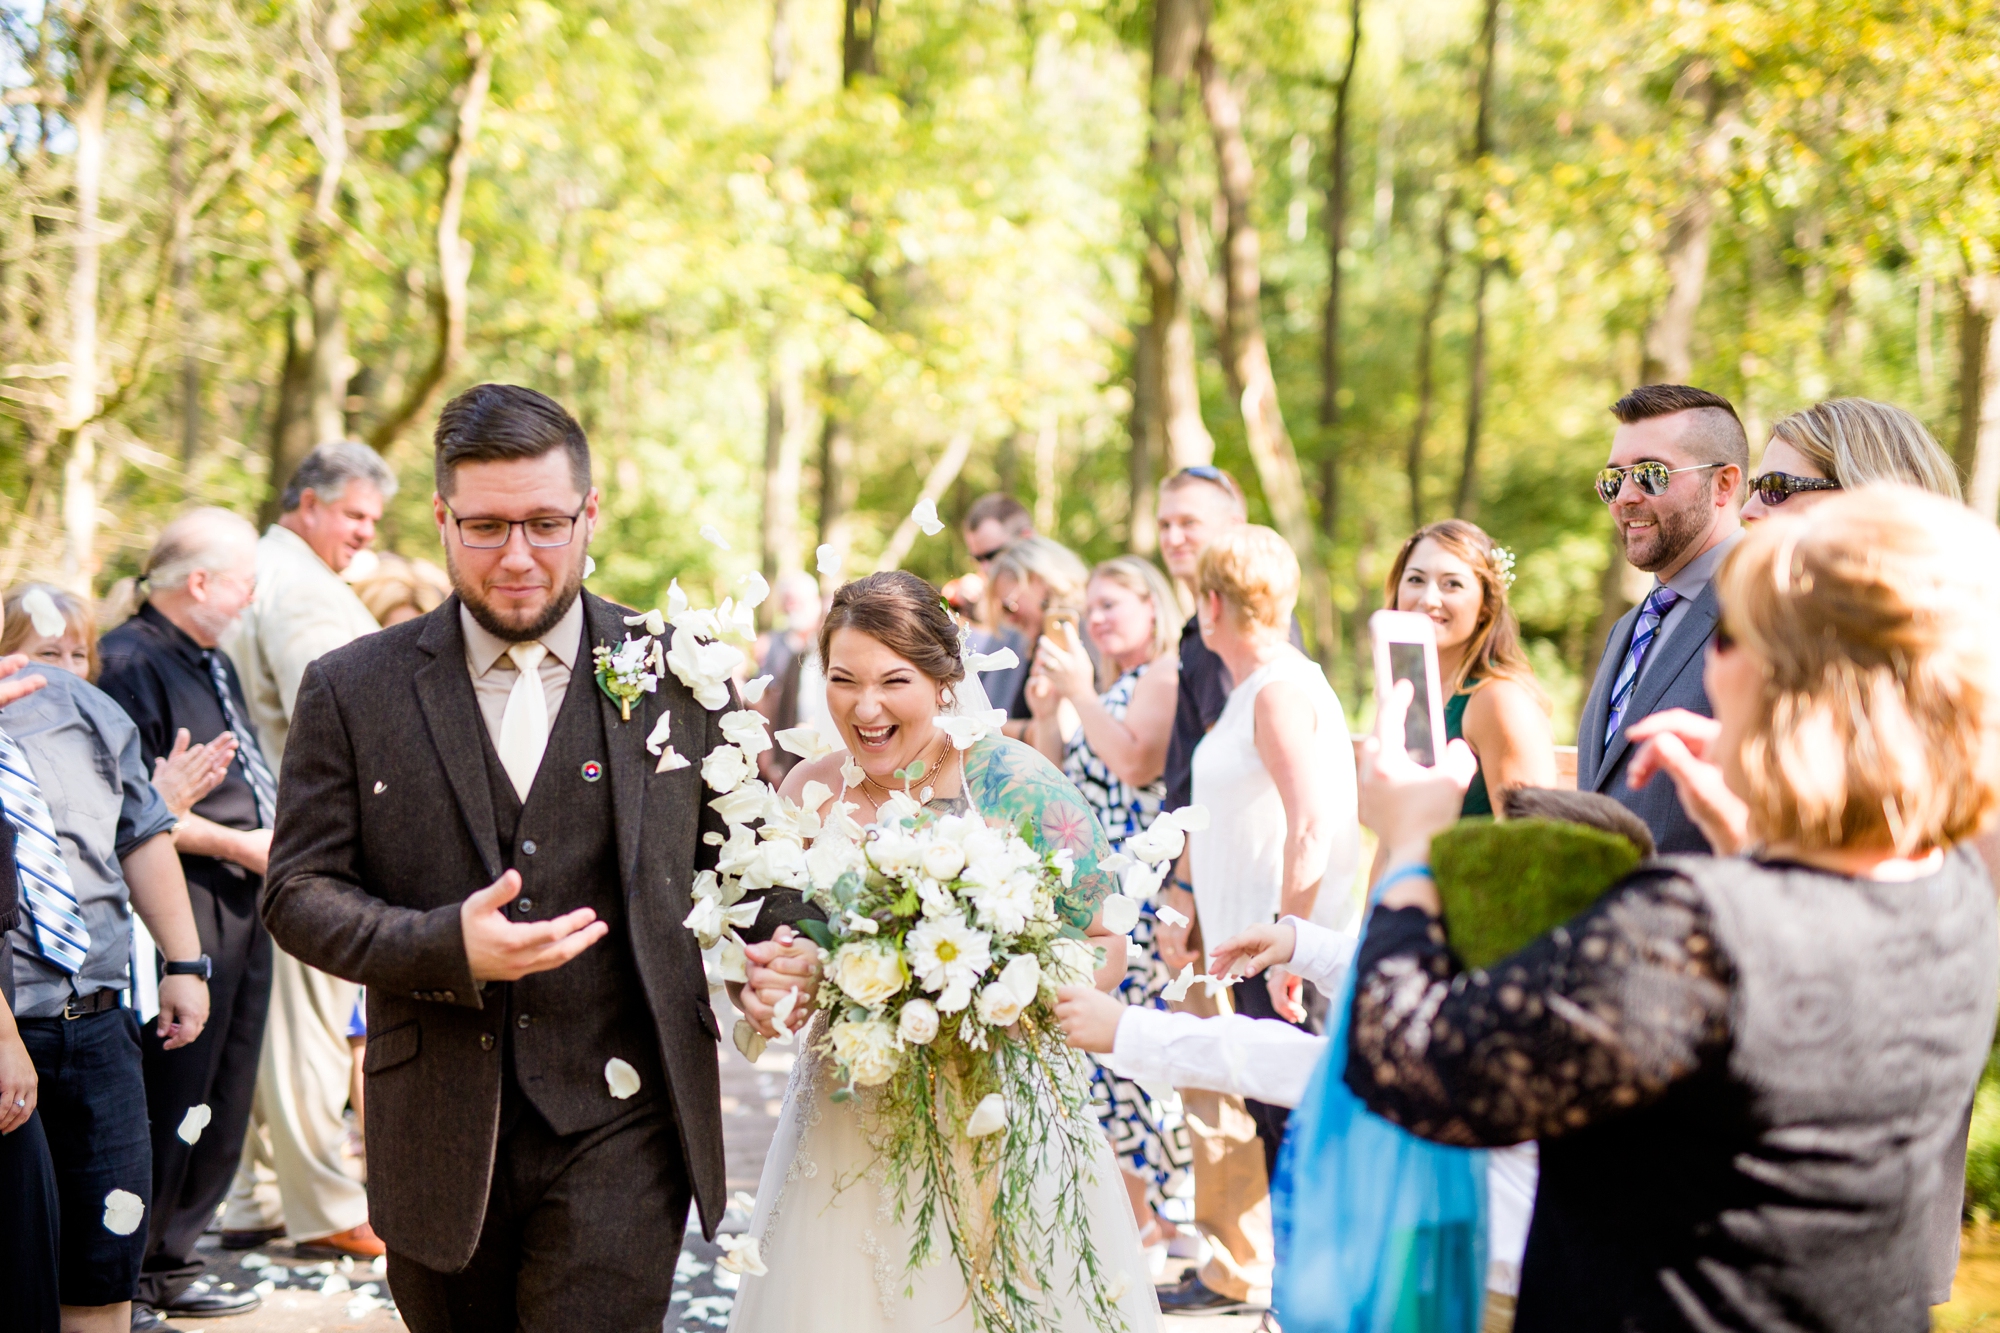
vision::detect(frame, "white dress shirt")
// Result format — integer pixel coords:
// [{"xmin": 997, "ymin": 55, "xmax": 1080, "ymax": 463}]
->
[{"xmin": 460, "ymin": 597, "xmax": 584, "ymax": 752}]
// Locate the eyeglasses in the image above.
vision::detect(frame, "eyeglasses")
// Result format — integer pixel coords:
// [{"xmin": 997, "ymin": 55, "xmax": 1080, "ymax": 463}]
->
[
  {"xmin": 1594, "ymin": 461, "xmax": 1723, "ymax": 504},
  {"xmin": 1169, "ymin": 464, "xmax": 1245, "ymax": 502},
  {"xmin": 969, "ymin": 544, "xmax": 1008, "ymax": 565},
  {"xmin": 445, "ymin": 503, "xmax": 586, "ymax": 549},
  {"xmin": 1748, "ymin": 472, "xmax": 1841, "ymax": 506}
]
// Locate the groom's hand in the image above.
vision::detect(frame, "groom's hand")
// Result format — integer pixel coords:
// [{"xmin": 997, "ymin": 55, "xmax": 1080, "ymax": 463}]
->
[{"xmin": 462, "ymin": 870, "xmax": 609, "ymax": 982}]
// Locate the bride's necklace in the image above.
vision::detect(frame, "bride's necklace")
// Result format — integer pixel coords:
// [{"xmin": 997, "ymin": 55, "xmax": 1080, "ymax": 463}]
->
[{"xmin": 852, "ymin": 730, "xmax": 956, "ymax": 809}]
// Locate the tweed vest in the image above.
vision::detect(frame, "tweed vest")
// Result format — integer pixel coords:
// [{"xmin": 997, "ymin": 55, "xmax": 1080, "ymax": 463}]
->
[{"xmin": 477, "ymin": 654, "xmax": 665, "ymax": 1136}]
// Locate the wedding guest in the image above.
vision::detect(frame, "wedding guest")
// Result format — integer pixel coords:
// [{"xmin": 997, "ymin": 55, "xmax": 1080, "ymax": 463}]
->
[
  {"xmin": 1575, "ymin": 384, "xmax": 1746, "ymax": 854},
  {"xmin": 0, "ymin": 583, "xmax": 98, "ymax": 680},
  {"xmin": 1189, "ymin": 525, "xmax": 1359, "ymax": 1167},
  {"xmin": 97, "ymin": 509, "xmax": 275, "ymax": 1321},
  {"xmin": 1347, "ymin": 484, "xmax": 1998, "ymax": 1333},
  {"xmin": 3, "ymin": 650, "xmax": 210, "ymax": 1333},
  {"xmin": 1027, "ymin": 554, "xmax": 1190, "ymax": 1249},
  {"xmin": 1383, "ymin": 520, "xmax": 1554, "ymax": 816},
  {"xmin": 992, "ymin": 536, "xmax": 1091, "ymax": 741},
  {"xmin": 1148, "ymin": 464, "xmax": 1299, "ymax": 1316},
  {"xmin": 751, "ymin": 570, "xmax": 828, "ymax": 786},
  {"xmin": 351, "ymin": 551, "xmax": 452, "ymax": 628},
  {"xmin": 960, "ymin": 493, "xmax": 1035, "ymax": 714},
  {"xmin": 1740, "ymin": 396, "xmax": 1960, "ymax": 519},
  {"xmin": 221, "ymin": 440, "xmax": 391, "ymax": 1261}
]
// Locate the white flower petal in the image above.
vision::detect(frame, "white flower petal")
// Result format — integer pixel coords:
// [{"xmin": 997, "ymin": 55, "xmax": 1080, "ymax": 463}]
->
[
  {"xmin": 655, "ymin": 744, "xmax": 690, "ymax": 773},
  {"xmin": 775, "ymin": 726, "xmax": 839, "ymax": 762},
  {"xmin": 624, "ymin": 609, "xmax": 667, "ymax": 637},
  {"xmin": 702, "ymin": 743, "xmax": 757, "ymax": 793},
  {"xmin": 732, "ymin": 1017, "xmax": 767, "ymax": 1063},
  {"xmin": 816, "ymin": 544, "xmax": 840, "ymax": 577},
  {"xmin": 176, "ymin": 1104, "xmax": 212, "ymax": 1145},
  {"xmin": 717, "ymin": 1233, "xmax": 769, "ymax": 1277},
  {"xmin": 583, "ymin": 555, "xmax": 597, "ymax": 578},
  {"xmin": 1195, "ymin": 972, "xmax": 1234, "ymax": 999},
  {"xmin": 965, "ymin": 1093, "xmax": 1008, "ymax": 1138},
  {"xmin": 840, "ymin": 757, "xmax": 866, "ymax": 788},
  {"xmin": 771, "ymin": 987, "xmax": 804, "ymax": 1043},
  {"xmin": 1099, "ymin": 852, "xmax": 1135, "ymax": 875},
  {"xmin": 962, "ymin": 645, "xmax": 1019, "ymax": 674},
  {"xmin": 720, "ymin": 709, "xmax": 773, "ymax": 755},
  {"xmin": 911, "ymin": 497, "xmax": 944, "ymax": 536},
  {"xmin": 1122, "ymin": 861, "xmax": 1166, "ymax": 900},
  {"xmin": 1161, "ymin": 962, "xmax": 1196, "ymax": 1003},
  {"xmin": 1100, "ymin": 894, "xmax": 1140, "ymax": 934},
  {"xmin": 22, "ymin": 587, "xmax": 65, "ymax": 638},
  {"xmin": 605, "ymin": 1057, "xmax": 642, "ymax": 1099},
  {"xmin": 799, "ymin": 780, "xmax": 833, "ymax": 814},
  {"xmin": 1156, "ymin": 904, "xmax": 1190, "ymax": 929},
  {"xmin": 739, "ymin": 674, "xmax": 774, "ymax": 705},
  {"xmin": 934, "ymin": 708, "xmax": 1008, "ymax": 750},
  {"xmin": 645, "ymin": 711, "xmax": 674, "ymax": 755},
  {"xmin": 736, "ymin": 571, "xmax": 770, "ymax": 610},
  {"xmin": 1168, "ymin": 804, "xmax": 1212, "ymax": 833},
  {"xmin": 102, "ymin": 1188, "xmax": 145, "ymax": 1236},
  {"xmin": 700, "ymin": 524, "xmax": 731, "ymax": 550}
]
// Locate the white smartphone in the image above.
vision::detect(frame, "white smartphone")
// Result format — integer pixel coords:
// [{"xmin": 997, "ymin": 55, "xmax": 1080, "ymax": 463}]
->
[{"xmin": 1370, "ymin": 610, "xmax": 1449, "ymax": 768}]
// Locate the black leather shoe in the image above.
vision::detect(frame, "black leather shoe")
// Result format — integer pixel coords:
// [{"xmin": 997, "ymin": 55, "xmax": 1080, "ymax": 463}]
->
[
  {"xmin": 130, "ymin": 1306, "xmax": 172, "ymax": 1332},
  {"xmin": 157, "ymin": 1278, "xmax": 263, "ymax": 1317},
  {"xmin": 1155, "ymin": 1274, "xmax": 1255, "ymax": 1314},
  {"xmin": 218, "ymin": 1225, "xmax": 285, "ymax": 1250}
]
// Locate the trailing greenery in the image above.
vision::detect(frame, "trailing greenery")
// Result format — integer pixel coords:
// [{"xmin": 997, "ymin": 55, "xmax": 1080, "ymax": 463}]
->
[{"xmin": 1430, "ymin": 816, "xmax": 1639, "ymax": 970}]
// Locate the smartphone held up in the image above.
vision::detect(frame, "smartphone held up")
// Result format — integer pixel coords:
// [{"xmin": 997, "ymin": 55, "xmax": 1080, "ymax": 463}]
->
[{"xmin": 1369, "ymin": 610, "xmax": 1449, "ymax": 767}]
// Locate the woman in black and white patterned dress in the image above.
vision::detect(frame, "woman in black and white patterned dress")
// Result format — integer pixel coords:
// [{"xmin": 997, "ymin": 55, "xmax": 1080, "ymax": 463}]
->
[{"xmin": 1025, "ymin": 555, "xmax": 1192, "ymax": 1248}]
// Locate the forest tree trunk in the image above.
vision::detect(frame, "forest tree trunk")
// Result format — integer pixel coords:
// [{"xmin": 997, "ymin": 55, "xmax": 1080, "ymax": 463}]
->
[
  {"xmin": 1406, "ymin": 209, "xmax": 1452, "ymax": 531},
  {"xmin": 1318, "ymin": 0, "xmax": 1362, "ymax": 535},
  {"xmin": 877, "ymin": 433, "xmax": 974, "ymax": 571},
  {"xmin": 1961, "ymin": 273, "xmax": 2000, "ymax": 519},
  {"xmin": 1640, "ymin": 75, "xmax": 1731, "ymax": 386},
  {"xmin": 1455, "ymin": 0, "xmax": 1502, "ymax": 518},
  {"xmin": 817, "ymin": 376, "xmax": 859, "ymax": 589},
  {"xmin": 762, "ymin": 351, "xmax": 806, "ymax": 588},
  {"xmin": 843, "ymin": 0, "xmax": 880, "ymax": 86},
  {"xmin": 59, "ymin": 12, "xmax": 113, "ymax": 591}
]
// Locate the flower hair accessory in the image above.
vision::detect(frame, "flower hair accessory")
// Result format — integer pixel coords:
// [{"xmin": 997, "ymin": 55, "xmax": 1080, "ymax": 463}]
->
[{"xmin": 1486, "ymin": 545, "xmax": 1517, "ymax": 589}]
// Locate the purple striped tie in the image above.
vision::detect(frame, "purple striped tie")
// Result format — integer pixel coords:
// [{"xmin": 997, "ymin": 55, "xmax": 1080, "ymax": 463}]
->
[{"xmin": 1603, "ymin": 583, "xmax": 1681, "ymax": 747}]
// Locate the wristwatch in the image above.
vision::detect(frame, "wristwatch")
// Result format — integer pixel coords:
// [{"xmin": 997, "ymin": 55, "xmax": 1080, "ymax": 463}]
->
[{"xmin": 163, "ymin": 954, "xmax": 213, "ymax": 982}]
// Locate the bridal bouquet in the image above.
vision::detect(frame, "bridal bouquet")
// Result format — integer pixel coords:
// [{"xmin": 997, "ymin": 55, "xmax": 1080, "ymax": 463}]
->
[{"xmin": 788, "ymin": 795, "xmax": 1125, "ymax": 1333}]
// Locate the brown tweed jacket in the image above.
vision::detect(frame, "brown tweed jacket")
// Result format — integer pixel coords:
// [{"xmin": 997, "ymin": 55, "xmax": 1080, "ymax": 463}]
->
[{"xmin": 261, "ymin": 591, "xmax": 812, "ymax": 1272}]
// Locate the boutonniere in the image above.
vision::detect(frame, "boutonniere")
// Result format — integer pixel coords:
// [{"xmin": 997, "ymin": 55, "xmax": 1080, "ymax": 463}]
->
[{"xmin": 594, "ymin": 619, "xmax": 666, "ymax": 721}]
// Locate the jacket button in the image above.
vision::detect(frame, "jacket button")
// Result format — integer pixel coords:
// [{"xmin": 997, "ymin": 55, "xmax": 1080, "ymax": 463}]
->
[
  {"xmin": 517, "ymin": 1013, "xmax": 532, "ymax": 1029},
  {"xmin": 522, "ymin": 840, "xmax": 537, "ymax": 855},
  {"xmin": 516, "ymin": 898, "xmax": 534, "ymax": 914},
  {"xmin": 480, "ymin": 1033, "xmax": 495, "ymax": 1051},
  {"xmin": 412, "ymin": 991, "xmax": 426, "ymax": 1000},
  {"xmin": 442, "ymin": 991, "xmax": 455, "ymax": 1002}
]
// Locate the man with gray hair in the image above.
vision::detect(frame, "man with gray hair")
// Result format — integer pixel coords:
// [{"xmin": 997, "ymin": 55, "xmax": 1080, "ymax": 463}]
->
[
  {"xmin": 218, "ymin": 441, "xmax": 395, "ymax": 1261},
  {"xmin": 96, "ymin": 506, "xmax": 273, "ymax": 1322}
]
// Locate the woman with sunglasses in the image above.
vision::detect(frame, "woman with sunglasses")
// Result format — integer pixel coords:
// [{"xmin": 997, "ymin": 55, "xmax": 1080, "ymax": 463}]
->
[{"xmin": 1741, "ymin": 397, "xmax": 1960, "ymax": 519}]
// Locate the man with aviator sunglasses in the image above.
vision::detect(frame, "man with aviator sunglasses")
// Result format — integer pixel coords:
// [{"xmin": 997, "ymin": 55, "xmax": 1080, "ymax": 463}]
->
[{"xmin": 1575, "ymin": 384, "xmax": 1748, "ymax": 856}]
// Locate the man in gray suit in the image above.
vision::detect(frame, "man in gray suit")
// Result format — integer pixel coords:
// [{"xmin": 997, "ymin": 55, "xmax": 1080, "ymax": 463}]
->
[
  {"xmin": 1575, "ymin": 384, "xmax": 1748, "ymax": 854},
  {"xmin": 262, "ymin": 385, "xmax": 811, "ymax": 1331}
]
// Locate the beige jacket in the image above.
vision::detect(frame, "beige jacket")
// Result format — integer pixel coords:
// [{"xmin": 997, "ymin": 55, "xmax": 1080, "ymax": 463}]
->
[{"xmin": 222, "ymin": 524, "xmax": 379, "ymax": 768}]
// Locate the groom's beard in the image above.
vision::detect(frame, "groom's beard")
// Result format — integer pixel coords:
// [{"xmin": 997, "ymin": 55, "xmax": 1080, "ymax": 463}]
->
[{"xmin": 448, "ymin": 548, "xmax": 586, "ymax": 643}]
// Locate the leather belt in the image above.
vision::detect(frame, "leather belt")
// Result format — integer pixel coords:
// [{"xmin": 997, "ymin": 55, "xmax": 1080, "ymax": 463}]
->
[{"xmin": 61, "ymin": 989, "xmax": 123, "ymax": 1021}]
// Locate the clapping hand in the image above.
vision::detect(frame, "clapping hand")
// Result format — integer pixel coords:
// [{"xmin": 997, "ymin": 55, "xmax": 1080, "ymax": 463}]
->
[
  {"xmin": 1625, "ymin": 709, "xmax": 1749, "ymax": 854},
  {"xmin": 461, "ymin": 870, "xmax": 608, "ymax": 982},
  {"xmin": 740, "ymin": 925, "xmax": 821, "ymax": 1040},
  {"xmin": 1032, "ymin": 623, "xmax": 1094, "ymax": 703},
  {"xmin": 152, "ymin": 728, "xmax": 238, "ymax": 818}
]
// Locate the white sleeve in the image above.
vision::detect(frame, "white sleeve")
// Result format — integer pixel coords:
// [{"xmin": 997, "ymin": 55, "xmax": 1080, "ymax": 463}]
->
[
  {"xmin": 1283, "ymin": 915, "xmax": 1358, "ymax": 992},
  {"xmin": 1106, "ymin": 1005, "xmax": 1328, "ymax": 1110}
]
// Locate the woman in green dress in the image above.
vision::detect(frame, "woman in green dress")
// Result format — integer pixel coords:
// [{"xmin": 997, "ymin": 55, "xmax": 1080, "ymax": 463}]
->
[{"xmin": 1384, "ymin": 519, "xmax": 1556, "ymax": 815}]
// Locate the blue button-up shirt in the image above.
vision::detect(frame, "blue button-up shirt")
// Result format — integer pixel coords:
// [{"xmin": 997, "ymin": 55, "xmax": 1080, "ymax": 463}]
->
[{"xmin": 2, "ymin": 668, "xmax": 177, "ymax": 1017}]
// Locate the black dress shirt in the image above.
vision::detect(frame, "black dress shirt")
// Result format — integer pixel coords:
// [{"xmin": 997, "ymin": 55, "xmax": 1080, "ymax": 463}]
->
[
  {"xmin": 98, "ymin": 604, "xmax": 268, "ymax": 893},
  {"xmin": 1163, "ymin": 612, "xmax": 1305, "ymax": 811}
]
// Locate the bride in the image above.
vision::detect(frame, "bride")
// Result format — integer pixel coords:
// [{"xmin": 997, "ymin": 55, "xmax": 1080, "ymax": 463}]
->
[{"xmin": 728, "ymin": 571, "xmax": 1161, "ymax": 1331}]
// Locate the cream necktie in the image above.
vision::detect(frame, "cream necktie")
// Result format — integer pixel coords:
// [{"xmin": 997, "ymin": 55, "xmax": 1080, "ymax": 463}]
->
[{"xmin": 496, "ymin": 641, "xmax": 550, "ymax": 802}]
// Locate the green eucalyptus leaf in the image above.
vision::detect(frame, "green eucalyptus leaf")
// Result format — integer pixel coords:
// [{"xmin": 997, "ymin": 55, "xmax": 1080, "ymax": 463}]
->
[{"xmin": 795, "ymin": 918, "xmax": 837, "ymax": 951}]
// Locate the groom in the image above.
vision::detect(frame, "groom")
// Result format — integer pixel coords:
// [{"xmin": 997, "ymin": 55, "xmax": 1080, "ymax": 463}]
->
[{"xmin": 262, "ymin": 384, "xmax": 808, "ymax": 1330}]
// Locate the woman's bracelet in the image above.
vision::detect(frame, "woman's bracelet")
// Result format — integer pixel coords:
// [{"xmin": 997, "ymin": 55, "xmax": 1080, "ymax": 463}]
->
[{"xmin": 1370, "ymin": 862, "xmax": 1435, "ymax": 906}]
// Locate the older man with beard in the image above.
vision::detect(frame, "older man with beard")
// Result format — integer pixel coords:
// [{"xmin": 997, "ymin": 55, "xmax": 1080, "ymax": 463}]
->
[
  {"xmin": 1575, "ymin": 383, "xmax": 1748, "ymax": 854},
  {"xmin": 96, "ymin": 509, "xmax": 275, "ymax": 1325}
]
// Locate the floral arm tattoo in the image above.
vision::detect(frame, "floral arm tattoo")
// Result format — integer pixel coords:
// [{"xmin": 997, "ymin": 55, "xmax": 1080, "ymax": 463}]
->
[{"xmin": 962, "ymin": 736, "xmax": 1116, "ymax": 927}]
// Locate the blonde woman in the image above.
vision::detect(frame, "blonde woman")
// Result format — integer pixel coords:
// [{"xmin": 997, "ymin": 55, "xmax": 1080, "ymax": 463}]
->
[
  {"xmin": 990, "ymin": 537, "xmax": 1093, "ymax": 736},
  {"xmin": 1349, "ymin": 485, "xmax": 1999, "ymax": 1330},
  {"xmin": 1383, "ymin": 520, "xmax": 1554, "ymax": 815},
  {"xmin": 1027, "ymin": 555, "xmax": 1191, "ymax": 1249},
  {"xmin": 1741, "ymin": 396, "xmax": 1959, "ymax": 518}
]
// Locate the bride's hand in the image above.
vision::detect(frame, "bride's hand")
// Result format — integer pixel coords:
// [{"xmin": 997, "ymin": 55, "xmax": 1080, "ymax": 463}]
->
[
  {"xmin": 1053, "ymin": 984, "xmax": 1125, "ymax": 1054},
  {"xmin": 740, "ymin": 926, "xmax": 822, "ymax": 1039}
]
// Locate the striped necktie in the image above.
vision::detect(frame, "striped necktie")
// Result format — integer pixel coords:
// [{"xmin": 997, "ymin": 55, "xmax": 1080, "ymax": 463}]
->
[
  {"xmin": 205, "ymin": 651, "xmax": 278, "ymax": 829},
  {"xmin": 1603, "ymin": 583, "xmax": 1682, "ymax": 747},
  {"xmin": 0, "ymin": 727, "xmax": 90, "ymax": 973}
]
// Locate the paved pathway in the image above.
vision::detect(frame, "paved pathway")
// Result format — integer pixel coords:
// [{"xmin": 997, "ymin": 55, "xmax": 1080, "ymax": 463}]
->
[{"xmin": 170, "ymin": 991, "xmax": 1267, "ymax": 1331}]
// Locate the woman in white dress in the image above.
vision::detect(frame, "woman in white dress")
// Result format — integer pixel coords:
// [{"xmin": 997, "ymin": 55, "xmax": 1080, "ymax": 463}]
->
[
  {"xmin": 1186, "ymin": 525, "xmax": 1360, "ymax": 1178},
  {"xmin": 729, "ymin": 572, "xmax": 1161, "ymax": 1332}
]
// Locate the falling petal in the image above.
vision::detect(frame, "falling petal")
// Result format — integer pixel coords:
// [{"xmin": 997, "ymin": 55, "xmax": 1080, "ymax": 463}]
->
[
  {"xmin": 22, "ymin": 587, "xmax": 65, "ymax": 638},
  {"xmin": 911, "ymin": 497, "xmax": 944, "ymax": 536},
  {"xmin": 604, "ymin": 1057, "xmax": 642, "ymax": 1099},
  {"xmin": 934, "ymin": 708, "xmax": 1008, "ymax": 750},
  {"xmin": 840, "ymin": 757, "xmax": 866, "ymax": 788},
  {"xmin": 1161, "ymin": 962, "xmax": 1196, "ymax": 1003},
  {"xmin": 965, "ymin": 1093, "xmax": 1008, "ymax": 1138},
  {"xmin": 799, "ymin": 779, "xmax": 832, "ymax": 813},
  {"xmin": 1104, "ymin": 1273, "xmax": 1130, "ymax": 1303},
  {"xmin": 816, "ymin": 544, "xmax": 840, "ymax": 577},
  {"xmin": 583, "ymin": 555, "xmax": 597, "ymax": 578},
  {"xmin": 732, "ymin": 1018, "xmax": 767, "ymax": 1063},
  {"xmin": 772, "ymin": 986, "xmax": 803, "ymax": 1042},
  {"xmin": 717, "ymin": 1233, "xmax": 769, "ymax": 1276},
  {"xmin": 1100, "ymin": 894, "xmax": 1140, "ymax": 934},
  {"xmin": 1195, "ymin": 972, "xmax": 1233, "ymax": 999},
  {"xmin": 737, "ymin": 571, "xmax": 770, "ymax": 609},
  {"xmin": 176, "ymin": 1104, "xmax": 212, "ymax": 1145},
  {"xmin": 624, "ymin": 609, "xmax": 667, "ymax": 637},
  {"xmin": 739, "ymin": 674, "xmax": 774, "ymax": 705},
  {"xmin": 962, "ymin": 645, "xmax": 1019, "ymax": 674},
  {"xmin": 699, "ymin": 524, "xmax": 730, "ymax": 550},
  {"xmin": 645, "ymin": 711, "xmax": 674, "ymax": 756},
  {"xmin": 1122, "ymin": 861, "xmax": 1166, "ymax": 900},
  {"xmin": 655, "ymin": 745, "xmax": 690, "ymax": 774},
  {"xmin": 102, "ymin": 1189, "xmax": 145, "ymax": 1236},
  {"xmin": 713, "ymin": 934, "xmax": 748, "ymax": 983},
  {"xmin": 776, "ymin": 726, "xmax": 839, "ymax": 762},
  {"xmin": 1169, "ymin": 804, "xmax": 1212, "ymax": 833},
  {"xmin": 1099, "ymin": 852, "xmax": 1134, "ymax": 875},
  {"xmin": 1156, "ymin": 904, "xmax": 1190, "ymax": 929}
]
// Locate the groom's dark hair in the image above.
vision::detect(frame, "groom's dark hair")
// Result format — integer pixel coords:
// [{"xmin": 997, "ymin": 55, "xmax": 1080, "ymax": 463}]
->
[{"xmin": 433, "ymin": 384, "xmax": 591, "ymax": 498}]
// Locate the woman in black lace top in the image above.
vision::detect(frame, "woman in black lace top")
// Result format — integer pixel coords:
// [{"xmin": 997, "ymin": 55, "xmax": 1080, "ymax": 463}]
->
[{"xmin": 1344, "ymin": 486, "xmax": 2000, "ymax": 1333}]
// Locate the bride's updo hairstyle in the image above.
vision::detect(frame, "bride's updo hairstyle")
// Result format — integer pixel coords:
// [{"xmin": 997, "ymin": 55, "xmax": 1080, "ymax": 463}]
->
[{"xmin": 818, "ymin": 571, "xmax": 967, "ymax": 689}]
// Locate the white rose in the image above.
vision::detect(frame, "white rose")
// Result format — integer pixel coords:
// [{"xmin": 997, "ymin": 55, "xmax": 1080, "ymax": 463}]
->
[
  {"xmin": 829, "ymin": 1018, "xmax": 903, "ymax": 1087},
  {"xmin": 804, "ymin": 836, "xmax": 864, "ymax": 892},
  {"xmin": 702, "ymin": 743, "xmax": 757, "ymax": 794},
  {"xmin": 975, "ymin": 980, "xmax": 1027, "ymax": 1027},
  {"xmin": 920, "ymin": 841, "xmax": 967, "ymax": 882},
  {"xmin": 897, "ymin": 998, "xmax": 940, "ymax": 1045},
  {"xmin": 867, "ymin": 828, "xmax": 922, "ymax": 876},
  {"xmin": 827, "ymin": 942, "xmax": 908, "ymax": 1009},
  {"xmin": 1047, "ymin": 937, "xmax": 1100, "ymax": 985},
  {"xmin": 996, "ymin": 954, "xmax": 1041, "ymax": 1005}
]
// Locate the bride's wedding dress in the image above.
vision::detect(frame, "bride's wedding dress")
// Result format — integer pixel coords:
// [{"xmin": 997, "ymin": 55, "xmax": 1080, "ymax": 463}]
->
[{"xmin": 727, "ymin": 777, "xmax": 1161, "ymax": 1331}]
